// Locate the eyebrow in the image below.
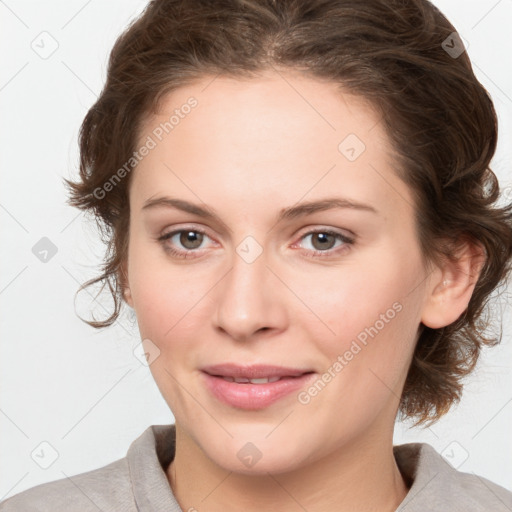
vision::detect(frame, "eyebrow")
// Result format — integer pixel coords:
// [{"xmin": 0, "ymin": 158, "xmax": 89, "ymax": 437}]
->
[{"xmin": 142, "ymin": 196, "xmax": 378, "ymax": 229}]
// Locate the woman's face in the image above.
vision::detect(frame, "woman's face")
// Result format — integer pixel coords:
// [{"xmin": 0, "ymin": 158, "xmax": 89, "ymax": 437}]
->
[{"xmin": 123, "ymin": 70, "xmax": 433, "ymax": 473}]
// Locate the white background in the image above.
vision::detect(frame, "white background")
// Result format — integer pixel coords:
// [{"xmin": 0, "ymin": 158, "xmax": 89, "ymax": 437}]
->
[{"xmin": 1, "ymin": 0, "xmax": 511, "ymax": 501}]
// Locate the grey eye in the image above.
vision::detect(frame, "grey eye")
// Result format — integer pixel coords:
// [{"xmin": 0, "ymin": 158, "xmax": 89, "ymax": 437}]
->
[{"xmin": 177, "ymin": 231, "xmax": 204, "ymax": 250}]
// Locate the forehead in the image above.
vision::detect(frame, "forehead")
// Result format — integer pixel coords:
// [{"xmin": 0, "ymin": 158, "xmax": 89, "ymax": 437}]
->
[
  {"xmin": 139, "ymin": 70, "xmax": 384, "ymax": 151},
  {"xmin": 131, "ymin": 71, "xmax": 413, "ymax": 221}
]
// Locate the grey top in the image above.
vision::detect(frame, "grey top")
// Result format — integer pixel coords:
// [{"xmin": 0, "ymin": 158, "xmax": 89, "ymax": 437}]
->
[{"xmin": 1, "ymin": 424, "xmax": 511, "ymax": 511}]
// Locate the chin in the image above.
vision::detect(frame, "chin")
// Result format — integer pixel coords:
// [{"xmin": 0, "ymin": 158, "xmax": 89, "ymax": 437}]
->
[
  {"xmin": 201, "ymin": 436, "xmax": 308, "ymax": 476},
  {"xmin": 224, "ymin": 453, "xmax": 304, "ymax": 476}
]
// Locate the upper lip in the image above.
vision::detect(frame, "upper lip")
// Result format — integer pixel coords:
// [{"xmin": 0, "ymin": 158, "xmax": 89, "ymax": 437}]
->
[{"xmin": 201, "ymin": 363, "xmax": 314, "ymax": 379}]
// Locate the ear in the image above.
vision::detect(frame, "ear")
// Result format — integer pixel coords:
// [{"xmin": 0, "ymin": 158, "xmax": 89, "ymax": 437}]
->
[
  {"xmin": 421, "ymin": 240, "xmax": 485, "ymax": 329},
  {"xmin": 119, "ymin": 259, "xmax": 134, "ymax": 308}
]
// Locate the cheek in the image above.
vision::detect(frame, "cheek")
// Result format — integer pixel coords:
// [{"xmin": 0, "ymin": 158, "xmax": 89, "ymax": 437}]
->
[
  {"xmin": 127, "ymin": 239, "xmax": 223, "ymax": 370},
  {"xmin": 293, "ymin": 250, "xmax": 424, "ymax": 383},
  {"xmin": 128, "ymin": 263, "xmax": 215, "ymax": 408},
  {"xmin": 131, "ymin": 270, "xmax": 212, "ymax": 340},
  {"xmin": 295, "ymin": 258, "xmax": 418, "ymax": 339}
]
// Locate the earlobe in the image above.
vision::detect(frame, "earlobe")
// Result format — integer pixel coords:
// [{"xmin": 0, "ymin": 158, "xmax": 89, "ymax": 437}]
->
[
  {"xmin": 119, "ymin": 261, "xmax": 134, "ymax": 308},
  {"xmin": 421, "ymin": 241, "xmax": 485, "ymax": 329},
  {"xmin": 123, "ymin": 286, "xmax": 134, "ymax": 308}
]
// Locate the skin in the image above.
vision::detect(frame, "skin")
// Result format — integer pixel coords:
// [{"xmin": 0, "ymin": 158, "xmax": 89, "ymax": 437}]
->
[{"xmin": 122, "ymin": 68, "xmax": 482, "ymax": 512}]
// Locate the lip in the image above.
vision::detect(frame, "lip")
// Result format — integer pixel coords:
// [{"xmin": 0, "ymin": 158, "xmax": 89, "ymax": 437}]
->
[
  {"xmin": 201, "ymin": 363, "xmax": 316, "ymax": 410},
  {"xmin": 201, "ymin": 363, "xmax": 313, "ymax": 379}
]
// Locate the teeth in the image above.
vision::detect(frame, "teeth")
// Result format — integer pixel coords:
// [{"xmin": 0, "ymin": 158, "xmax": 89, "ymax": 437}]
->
[
  {"xmin": 222, "ymin": 376, "xmax": 281, "ymax": 384},
  {"xmin": 249, "ymin": 377, "xmax": 281, "ymax": 384}
]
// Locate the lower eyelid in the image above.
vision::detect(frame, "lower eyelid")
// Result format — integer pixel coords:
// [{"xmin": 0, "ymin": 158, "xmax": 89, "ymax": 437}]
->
[
  {"xmin": 159, "ymin": 228, "xmax": 354, "ymax": 256},
  {"xmin": 294, "ymin": 232, "xmax": 353, "ymax": 252},
  {"xmin": 159, "ymin": 229, "xmax": 213, "ymax": 246}
]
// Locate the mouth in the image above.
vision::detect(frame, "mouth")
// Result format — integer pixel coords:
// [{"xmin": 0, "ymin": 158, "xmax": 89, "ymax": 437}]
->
[
  {"xmin": 201, "ymin": 363, "xmax": 314, "ymax": 380},
  {"xmin": 200, "ymin": 363, "xmax": 316, "ymax": 409},
  {"xmin": 217, "ymin": 376, "xmax": 287, "ymax": 384}
]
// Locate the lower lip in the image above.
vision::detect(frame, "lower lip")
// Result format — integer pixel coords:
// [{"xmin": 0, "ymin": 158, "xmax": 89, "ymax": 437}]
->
[{"xmin": 201, "ymin": 372, "xmax": 315, "ymax": 410}]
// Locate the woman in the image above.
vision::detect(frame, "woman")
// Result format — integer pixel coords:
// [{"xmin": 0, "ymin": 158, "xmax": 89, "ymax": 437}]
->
[{"xmin": 2, "ymin": 0, "xmax": 512, "ymax": 510}]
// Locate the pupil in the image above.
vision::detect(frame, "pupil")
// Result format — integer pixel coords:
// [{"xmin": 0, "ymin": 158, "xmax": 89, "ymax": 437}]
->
[
  {"xmin": 315, "ymin": 233, "xmax": 333, "ymax": 250},
  {"xmin": 181, "ymin": 231, "xmax": 202, "ymax": 249}
]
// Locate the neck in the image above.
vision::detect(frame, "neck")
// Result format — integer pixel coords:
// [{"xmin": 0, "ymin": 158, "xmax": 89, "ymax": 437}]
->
[{"xmin": 166, "ymin": 423, "xmax": 410, "ymax": 512}]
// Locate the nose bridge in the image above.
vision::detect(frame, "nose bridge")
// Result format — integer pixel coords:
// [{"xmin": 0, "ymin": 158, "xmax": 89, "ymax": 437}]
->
[{"xmin": 213, "ymin": 237, "xmax": 286, "ymax": 340}]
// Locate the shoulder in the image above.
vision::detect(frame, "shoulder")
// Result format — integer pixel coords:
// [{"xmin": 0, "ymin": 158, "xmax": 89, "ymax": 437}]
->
[
  {"xmin": 395, "ymin": 442, "xmax": 512, "ymax": 512},
  {"xmin": 0, "ymin": 457, "xmax": 135, "ymax": 512},
  {"xmin": 0, "ymin": 424, "xmax": 177, "ymax": 512}
]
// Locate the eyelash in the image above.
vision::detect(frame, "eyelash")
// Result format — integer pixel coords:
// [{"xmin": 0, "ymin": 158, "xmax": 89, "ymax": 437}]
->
[{"xmin": 157, "ymin": 226, "xmax": 355, "ymax": 260}]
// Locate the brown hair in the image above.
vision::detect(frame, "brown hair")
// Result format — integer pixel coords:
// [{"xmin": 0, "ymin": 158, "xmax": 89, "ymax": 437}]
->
[{"xmin": 64, "ymin": 0, "xmax": 512, "ymax": 426}]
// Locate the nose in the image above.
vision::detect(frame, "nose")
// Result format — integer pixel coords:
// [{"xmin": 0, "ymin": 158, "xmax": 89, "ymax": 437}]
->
[{"xmin": 212, "ymin": 243, "xmax": 289, "ymax": 342}]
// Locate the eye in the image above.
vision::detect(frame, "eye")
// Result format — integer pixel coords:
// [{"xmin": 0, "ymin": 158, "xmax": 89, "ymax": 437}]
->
[
  {"xmin": 295, "ymin": 229, "xmax": 354, "ymax": 258},
  {"xmin": 157, "ymin": 227, "xmax": 355, "ymax": 260},
  {"xmin": 158, "ymin": 228, "xmax": 214, "ymax": 258}
]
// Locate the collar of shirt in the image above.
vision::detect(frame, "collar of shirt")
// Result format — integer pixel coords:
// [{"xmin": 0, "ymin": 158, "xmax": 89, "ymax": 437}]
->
[{"xmin": 127, "ymin": 424, "xmax": 512, "ymax": 512}]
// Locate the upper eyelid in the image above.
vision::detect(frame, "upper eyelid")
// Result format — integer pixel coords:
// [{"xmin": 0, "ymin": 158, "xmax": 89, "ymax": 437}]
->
[
  {"xmin": 159, "ymin": 225, "xmax": 354, "ymax": 249},
  {"xmin": 295, "ymin": 225, "xmax": 356, "ymax": 241},
  {"xmin": 160, "ymin": 225, "xmax": 217, "ymax": 243},
  {"xmin": 160, "ymin": 222, "xmax": 355, "ymax": 237}
]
